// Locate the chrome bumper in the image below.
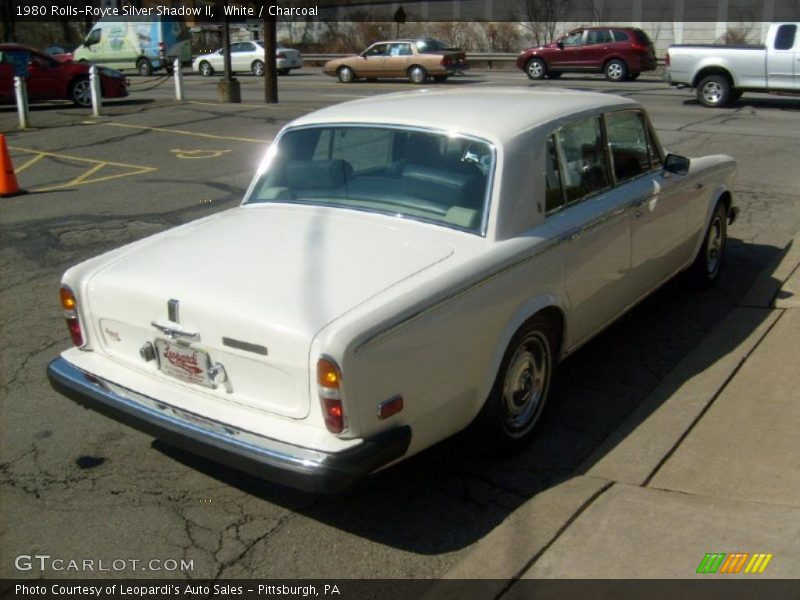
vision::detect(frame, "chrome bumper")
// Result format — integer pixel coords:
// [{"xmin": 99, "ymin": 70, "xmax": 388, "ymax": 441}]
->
[{"xmin": 47, "ymin": 357, "xmax": 411, "ymax": 494}]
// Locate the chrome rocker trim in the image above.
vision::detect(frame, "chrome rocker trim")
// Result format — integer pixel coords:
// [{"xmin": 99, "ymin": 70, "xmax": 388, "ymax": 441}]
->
[{"xmin": 47, "ymin": 357, "xmax": 411, "ymax": 494}]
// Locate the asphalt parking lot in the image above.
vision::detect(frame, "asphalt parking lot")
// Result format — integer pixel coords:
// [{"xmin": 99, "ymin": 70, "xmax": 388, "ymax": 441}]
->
[{"xmin": 1, "ymin": 69, "xmax": 799, "ymax": 582}]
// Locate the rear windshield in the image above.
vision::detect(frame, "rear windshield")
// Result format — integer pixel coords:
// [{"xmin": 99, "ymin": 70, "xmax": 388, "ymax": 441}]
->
[
  {"xmin": 416, "ymin": 39, "xmax": 448, "ymax": 53},
  {"xmin": 246, "ymin": 126, "xmax": 494, "ymax": 234}
]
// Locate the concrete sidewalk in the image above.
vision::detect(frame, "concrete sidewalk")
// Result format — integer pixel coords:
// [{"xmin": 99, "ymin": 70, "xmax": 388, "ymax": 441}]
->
[{"xmin": 441, "ymin": 236, "xmax": 800, "ymax": 587}]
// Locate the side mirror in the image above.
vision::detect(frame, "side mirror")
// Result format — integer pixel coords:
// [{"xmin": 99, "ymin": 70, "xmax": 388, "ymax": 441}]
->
[
  {"xmin": 557, "ymin": 41, "xmax": 564, "ymax": 49},
  {"xmin": 663, "ymin": 153, "xmax": 690, "ymax": 176}
]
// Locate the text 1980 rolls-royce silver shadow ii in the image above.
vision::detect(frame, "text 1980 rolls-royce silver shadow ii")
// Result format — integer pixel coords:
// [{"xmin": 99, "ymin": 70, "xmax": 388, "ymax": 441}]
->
[{"xmin": 47, "ymin": 88, "xmax": 737, "ymax": 493}]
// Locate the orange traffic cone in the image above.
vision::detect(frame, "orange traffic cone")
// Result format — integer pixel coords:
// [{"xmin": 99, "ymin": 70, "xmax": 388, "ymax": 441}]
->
[{"xmin": 0, "ymin": 134, "xmax": 26, "ymax": 197}]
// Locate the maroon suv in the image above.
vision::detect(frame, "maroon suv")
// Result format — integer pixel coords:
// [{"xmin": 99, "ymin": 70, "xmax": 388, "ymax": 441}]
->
[{"xmin": 516, "ymin": 27, "xmax": 657, "ymax": 82}]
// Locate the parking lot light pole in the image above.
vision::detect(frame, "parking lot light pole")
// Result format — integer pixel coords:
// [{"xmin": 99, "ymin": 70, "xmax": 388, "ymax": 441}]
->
[
  {"xmin": 13, "ymin": 77, "xmax": 29, "ymax": 129},
  {"xmin": 217, "ymin": 0, "xmax": 241, "ymax": 103},
  {"xmin": 264, "ymin": 9, "xmax": 278, "ymax": 103}
]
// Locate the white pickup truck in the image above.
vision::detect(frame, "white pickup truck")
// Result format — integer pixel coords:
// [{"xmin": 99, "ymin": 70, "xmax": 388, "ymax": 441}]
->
[{"xmin": 665, "ymin": 22, "xmax": 799, "ymax": 107}]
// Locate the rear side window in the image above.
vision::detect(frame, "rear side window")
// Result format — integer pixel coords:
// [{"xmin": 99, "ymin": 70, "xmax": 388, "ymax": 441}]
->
[
  {"xmin": 612, "ymin": 30, "xmax": 630, "ymax": 42},
  {"xmin": 555, "ymin": 116, "xmax": 610, "ymax": 203},
  {"xmin": 587, "ymin": 30, "xmax": 613, "ymax": 44},
  {"xmin": 545, "ymin": 135, "xmax": 565, "ymax": 212},
  {"xmin": 775, "ymin": 24, "xmax": 797, "ymax": 50}
]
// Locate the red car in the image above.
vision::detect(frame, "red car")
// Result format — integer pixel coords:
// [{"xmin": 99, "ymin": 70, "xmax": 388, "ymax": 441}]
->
[
  {"xmin": 0, "ymin": 44, "xmax": 128, "ymax": 107},
  {"xmin": 517, "ymin": 27, "xmax": 657, "ymax": 82}
]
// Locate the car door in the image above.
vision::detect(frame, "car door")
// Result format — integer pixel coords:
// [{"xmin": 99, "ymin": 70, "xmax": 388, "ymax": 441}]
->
[
  {"xmin": 0, "ymin": 51, "xmax": 13, "ymax": 102},
  {"xmin": 543, "ymin": 115, "xmax": 632, "ymax": 347},
  {"xmin": 767, "ymin": 23, "xmax": 799, "ymax": 91},
  {"xmin": 384, "ymin": 42, "xmax": 413, "ymax": 77},
  {"xmin": 605, "ymin": 109, "xmax": 693, "ymax": 300},
  {"xmin": 25, "ymin": 52, "xmax": 65, "ymax": 101},
  {"xmin": 584, "ymin": 29, "xmax": 614, "ymax": 69},
  {"xmin": 81, "ymin": 27, "xmax": 104, "ymax": 63},
  {"xmin": 229, "ymin": 42, "xmax": 250, "ymax": 71},
  {"xmin": 357, "ymin": 43, "xmax": 388, "ymax": 76},
  {"xmin": 552, "ymin": 30, "xmax": 586, "ymax": 69}
]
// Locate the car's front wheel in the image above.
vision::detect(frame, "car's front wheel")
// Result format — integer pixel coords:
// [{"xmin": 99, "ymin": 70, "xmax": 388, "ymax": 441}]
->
[
  {"xmin": 408, "ymin": 65, "xmax": 428, "ymax": 84},
  {"xmin": 198, "ymin": 61, "xmax": 214, "ymax": 77},
  {"xmin": 604, "ymin": 59, "xmax": 628, "ymax": 82},
  {"xmin": 697, "ymin": 75, "xmax": 732, "ymax": 107},
  {"xmin": 337, "ymin": 66, "xmax": 355, "ymax": 83},
  {"xmin": 251, "ymin": 60, "xmax": 264, "ymax": 76},
  {"xmin": 136, "ymin": 58, "xmax": 153, "ymax": 77},
  {"xmin": 69, "ymin": 76, "xmax": 92, "ymax": 107},
  {"xmin": 689, "ymin": 202, "xmax": 728, "ymax": 286},
  {"xmin": 474, "ymin": 315, "xmax": 556, "ymax": 452},
  {"xmin": 525, "ymin": 58, "xmax": 547, "ymax": 80}
]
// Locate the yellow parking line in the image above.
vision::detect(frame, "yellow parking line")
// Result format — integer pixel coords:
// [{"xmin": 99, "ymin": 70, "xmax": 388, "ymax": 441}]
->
[
  {"xmin": 9, "ymin": 146, "xmax": 158, "ymax": 170},
  {"xmin": 96, "ymin": 121, "xmax": 270, "ymax": 144},
  {"xmin": 186, "ymin": 100, "xmax": 316, "ymax": 113},
  {"xmin": 14, "ymin": 153, "xmax": 45, "ymax": 173}
]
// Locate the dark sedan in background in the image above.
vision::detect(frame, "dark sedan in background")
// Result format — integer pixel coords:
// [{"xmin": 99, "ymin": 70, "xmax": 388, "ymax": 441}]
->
[{"xmin": 0, "ymin": 44, "xmax": 128, "ymax": 107}]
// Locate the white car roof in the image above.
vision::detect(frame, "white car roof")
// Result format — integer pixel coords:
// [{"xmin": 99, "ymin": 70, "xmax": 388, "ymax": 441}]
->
[{"xmin": 288, "ymin": 87, "xmax": 640, "ymax": 144}]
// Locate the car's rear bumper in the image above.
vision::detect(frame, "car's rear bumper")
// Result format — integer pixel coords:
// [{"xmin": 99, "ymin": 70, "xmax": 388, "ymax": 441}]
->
[{"xmin": 47, "ymin": 357, "xmax": 411, "ymax": 494}]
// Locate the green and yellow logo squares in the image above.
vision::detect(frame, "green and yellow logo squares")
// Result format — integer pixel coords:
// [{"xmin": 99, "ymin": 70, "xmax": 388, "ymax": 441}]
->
[{"xmin": 696, "ymin": 553, "xmax": 773, "ymax": 574}]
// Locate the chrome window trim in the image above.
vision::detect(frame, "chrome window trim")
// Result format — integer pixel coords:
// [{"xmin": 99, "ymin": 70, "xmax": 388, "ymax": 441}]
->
[{"xmin": 243, "ymin": 122, "xmax": 497, "ymax": 238}]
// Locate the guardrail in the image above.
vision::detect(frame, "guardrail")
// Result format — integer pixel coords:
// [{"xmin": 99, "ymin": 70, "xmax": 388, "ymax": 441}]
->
[{"xmin": 303, "ymin": 52, "xmax": 665, "ymax": 67}]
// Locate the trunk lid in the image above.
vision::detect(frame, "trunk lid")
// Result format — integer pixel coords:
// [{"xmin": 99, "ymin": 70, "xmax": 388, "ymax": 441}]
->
[{"xmin": 85, "ymin": 206, "xmax": 453, "ymax": 419}]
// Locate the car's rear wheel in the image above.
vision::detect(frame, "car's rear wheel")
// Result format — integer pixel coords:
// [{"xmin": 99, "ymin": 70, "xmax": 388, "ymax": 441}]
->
[
  {"xmin": 689, "ymin": 202, "xmax": 728, "ymax": 286},
  {"xmin": 251, "ymin": 60, "xmax": 264, "ymax": 76},
  {"xmin": 408, "ymin": 65, "xmax": 427, "ymax": 84},
  {"xmin": 604, "ymin": 59, "xmax": 627, "ymax": 82},
  {"xmin": 474, "ymin": 315, "xmax": 556, "ymax": 452},
  {"xmin": 525, "ymin": 58, "xmax": 546, "ymax": 80},
  {"xmin": 69, "ymin": 77, "xmax": 92, "ymax": 107},
  {"xmin": 337, "ymin": 66, "xmax": 355, "ymax": 83},
  {"xmin": 697, "ymin": 75, "xmax": 731, "ymax": 107},
  {"xmin": 198, "ymin": 61, "xmax": 214, "ymax": 77},
  {"xmin": 136, "ymin": 58, "xmax": 153, "ymax": 77}
]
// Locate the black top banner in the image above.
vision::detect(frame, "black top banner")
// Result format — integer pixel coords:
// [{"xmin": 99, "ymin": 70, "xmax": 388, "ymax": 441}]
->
[{"xmin": 4, "ymin": 0, "xmax": 800, "ymax": 23}]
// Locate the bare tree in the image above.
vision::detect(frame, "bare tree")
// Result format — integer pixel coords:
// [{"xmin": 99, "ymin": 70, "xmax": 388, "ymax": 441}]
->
[{"xmin": 517, "ymin": 0, "xmax": 573, "ymax": 47}]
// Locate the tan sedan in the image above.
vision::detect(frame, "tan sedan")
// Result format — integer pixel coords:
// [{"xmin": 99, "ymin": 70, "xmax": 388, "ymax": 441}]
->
[{"xmin": 323, "ymin": 39, "xmax": 469, "ymax": 84}]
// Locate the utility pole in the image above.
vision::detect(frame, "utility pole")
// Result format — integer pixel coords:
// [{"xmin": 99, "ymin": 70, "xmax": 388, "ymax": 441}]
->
[{"xmin": 263, "ymin": 3, "xmax": 278, "ymax": 103}]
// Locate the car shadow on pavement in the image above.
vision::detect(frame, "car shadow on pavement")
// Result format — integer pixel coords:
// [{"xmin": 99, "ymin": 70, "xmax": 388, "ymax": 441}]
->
[
  {"xmin": 0, "ymin": 99, "xmax": 155, "ymax": 113},
  {"xmin": 154, "ymin": 237, "xmax": 790, "ymax": 555},
  {"xmin": 682, "ymin": 97, "xmax": 800, "ymax": 111}
]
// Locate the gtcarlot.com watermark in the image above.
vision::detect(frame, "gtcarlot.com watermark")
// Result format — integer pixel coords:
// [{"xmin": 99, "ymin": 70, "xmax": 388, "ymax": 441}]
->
[{"xmin": 14, "ymin": 554, "xmax": 194, "ymax": 573}]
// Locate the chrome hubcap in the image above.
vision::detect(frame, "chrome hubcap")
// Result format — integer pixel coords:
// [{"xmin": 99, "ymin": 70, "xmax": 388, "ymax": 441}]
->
[
  {"xmin": 74, "ymin": 80, "xmax": 91, "ymax": 105},
  {"xmin": 410, "ymin": 67, "xmax": 425, "ymax": 83},
  {"xmin": 253, "ymin": 62, "xmax": 263, "ymax": 76},
  {"xmin": 502, "ymin": 333, "xmax": 550, "ymax": 437},
  {"xmin": 608, "ymin": 63, "xmax": 623, "ymax": 79},
  {"xmin": 528, "ymin": 62, "xmax": 543, "ymax": 78},
  {"xmin": 703, "ymin": 82, "xmax": 723, "ymax": 104},
  {"xmin": 706, "ymin": 216, "xmax": 724, "ymax": 274},
  {"xmin": 201, "ymin": 63, "xmax": 211, "ymax": 76},
  {"xmin": 339, "ymin": 68, "xmax": 353, "ymax": 82}
]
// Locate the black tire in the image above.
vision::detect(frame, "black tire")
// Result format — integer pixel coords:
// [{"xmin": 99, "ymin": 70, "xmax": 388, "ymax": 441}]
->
[
  {"xmin": 136, "ymin": 58, "xmax": 153, "ymax": 77},
  {"xmin": 627, "ymin": 71, "xmax": 640, "ymax": 81},
  {"xmin": 337, "ymin": 66, "xmax": 355, "ymax": 83},
  {"xmin": 474, "ymin": 315, "xmax": 557, "ymax": 452},
  {"xmin": 525, "ymin": 58, "xmax": 547, "ymax": 80},
  {"xmin": 604, "ymin": 59, "xmax": 628, "ymax": 82},
  {"xmin": 730, "ymin": 89, "xmax": 743, "ymax": 102},
  {"xmin": 689, "ymin": 203, "xmax": 728, "ymax": 286},
  {"xmin": 278, "ymin": 68, "xmax": 290, "ymax": 76},
  {"xmin": 697, "ymin": 74, "xmax": 731, "ymax": 108},
  {"xmin": 547, "ymin": 71, "xmax": 562, "ymax": 79},
  {"xmin": 199, "ymin": 61, "xmax": 214, "ymax": 77},
  {"xmin": 408, "ymin": 65, "xmax": 428, "ymax": 84},
  {"xmin": 69, "ymin": 76, "xmax": 92, "ymax": 107},
  {"xmin": 251, "ymin": 60, "xmax": 264, "ymax": 76}
]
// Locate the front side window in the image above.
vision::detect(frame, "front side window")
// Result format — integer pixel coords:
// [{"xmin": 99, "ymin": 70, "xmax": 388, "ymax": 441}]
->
[
  {"xmin": 562, "ymin": 31, "xmax": 584, "ymax": 46},
  {"xmin": 555, "ymin": 116, "xmax": 610, "ymax": 202},
  {"xmin": 364, "ymin": 44, "xmax": 388, "ymax": 57},
  {"xmin": 605, "ymin": 110, "xmax": 655, "ymax": 182},
  {"xmin": 247, "ymin": 126, "xmax": 494, "ymax": 234},
  {"xmin": 86, "ymin": 29, "xmax": 101, "ymax": 45}
]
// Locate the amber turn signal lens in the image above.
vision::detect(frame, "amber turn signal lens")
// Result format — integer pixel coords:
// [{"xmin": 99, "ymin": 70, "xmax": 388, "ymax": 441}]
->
[
  {"xmin": 317, "ymin": 357, "xmax": 345, "ymax": 434},
  {"xmin": 317, "ymin": 358, "xmax": 341, "ymax": 389},
  {"xmin": 60, "ymin": 287, "xmax": 77, "ymax": 311}
]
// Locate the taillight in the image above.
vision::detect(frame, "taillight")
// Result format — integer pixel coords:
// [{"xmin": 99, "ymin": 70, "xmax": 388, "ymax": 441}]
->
[
  {"xmin": 665, "ymin": 51, "xmax": 670, "ymax": 66},
  {"xmin": 276, "ymin": 52, "xmax": 287, "ymax": 59},
  {"xmin": 441, "ymin": 56, "xmax": 452, "ymax": 67},
  {"xmin": 60, "ymin": 285, "xmax": 84, "ymax": 347},
  {"xmin": 317, "ymin": 357, "xmax": 345, "ymax": 433},
  {"xmin": 631, "ymin": 41, "xmax": 649, "ymax": 52}
]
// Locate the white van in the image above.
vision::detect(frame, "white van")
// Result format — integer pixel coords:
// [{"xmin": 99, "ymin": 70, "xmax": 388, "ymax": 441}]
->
[{"xmin": 73, "ymin": 17, "xmax": 191, "ymax": 75}]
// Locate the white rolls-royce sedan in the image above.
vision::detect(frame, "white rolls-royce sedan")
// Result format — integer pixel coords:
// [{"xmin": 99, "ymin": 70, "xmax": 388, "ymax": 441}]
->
[{"xmin": 48, "ymin": 88, "xmax": 737, "ymax": 493}]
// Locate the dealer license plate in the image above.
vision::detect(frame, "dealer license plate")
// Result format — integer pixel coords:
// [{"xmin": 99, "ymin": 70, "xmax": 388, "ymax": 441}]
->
[{"xmin": 155, "ymin": 339, "xmax": 214, "ymax": 388}]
